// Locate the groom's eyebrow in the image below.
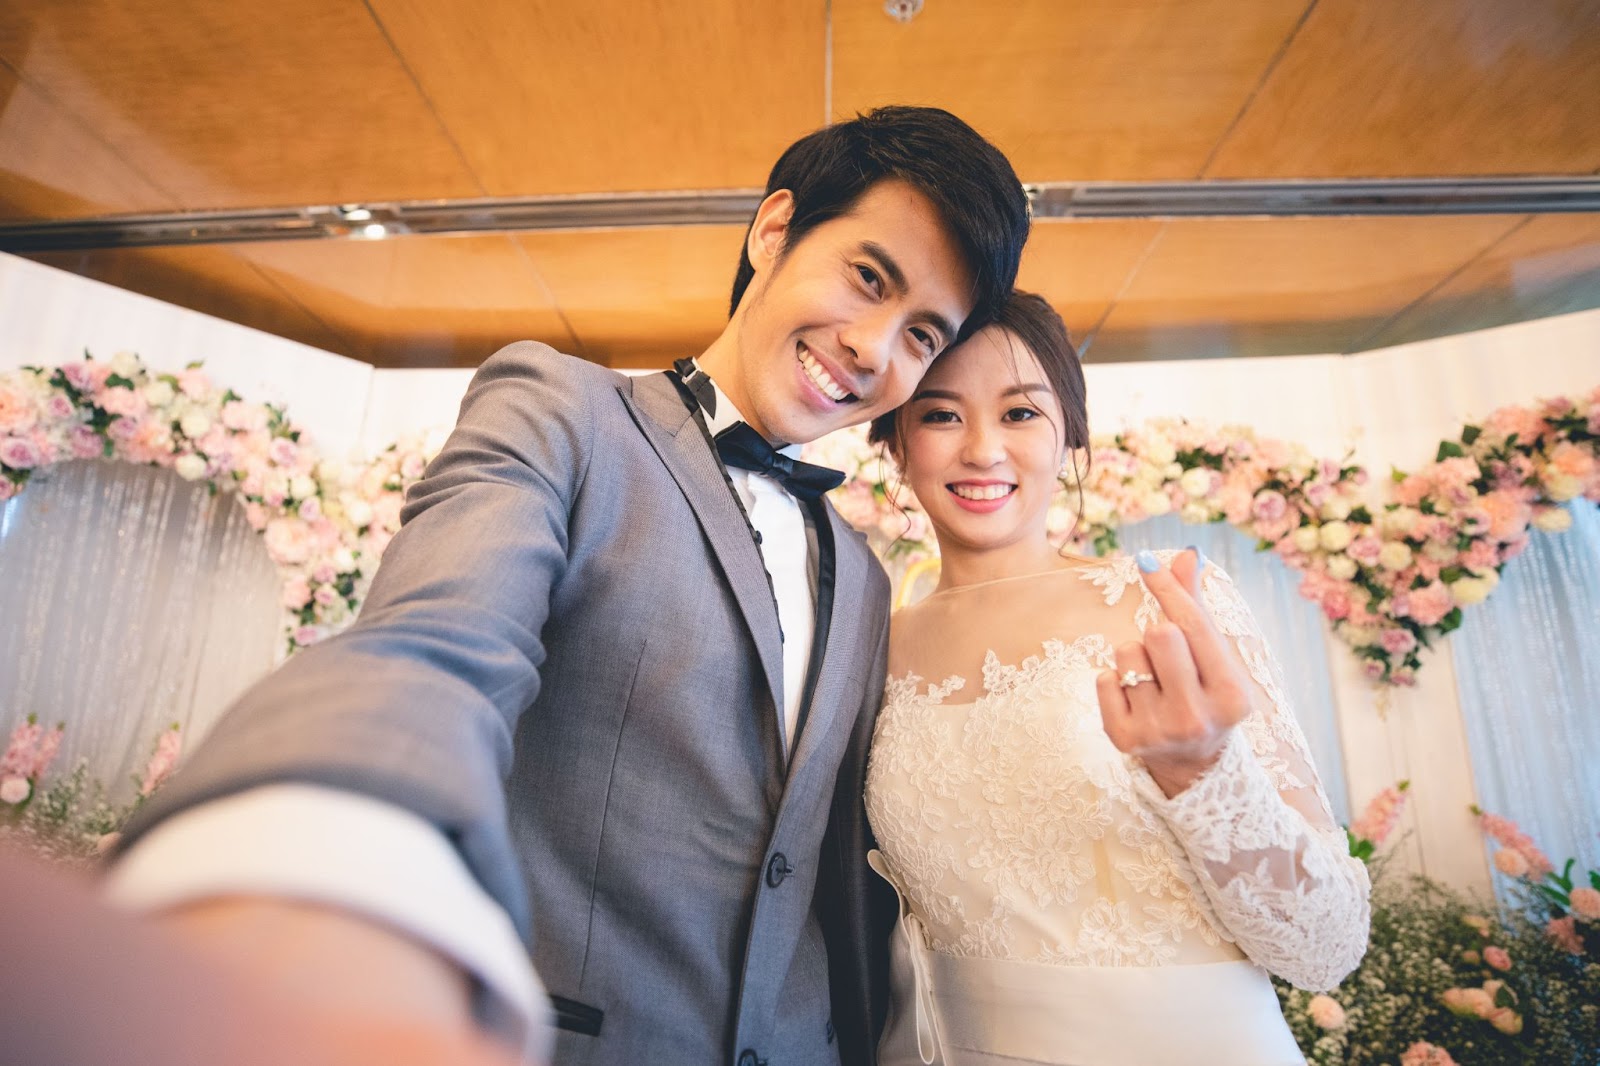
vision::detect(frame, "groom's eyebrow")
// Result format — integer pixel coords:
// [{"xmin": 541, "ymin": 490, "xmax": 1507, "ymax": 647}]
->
[{"xmin": 861, "ymin": 241, "xmax": 959, "ymax": 344}]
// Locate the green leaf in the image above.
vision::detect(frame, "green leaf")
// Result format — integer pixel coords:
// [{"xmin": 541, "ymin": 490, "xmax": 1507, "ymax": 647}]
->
[
  {"xmin": 105, "ymin": 373, "xmax": 135, "ymax": 390},
  {"xmin": 1440, "ymin": 566, "xmax": 1464, "ymax": 584},
  {"xmin": 1436, "ymin": 440, "xmax": 1465, "ymax": 461},
  {"xmin": 1461, "ymin": 425, "xmax": 1481, "ymax": 445},
  {"xmin": 1437, "ymin": 608, "xmax": 1463, "ymax": 634},
  {"xmin": 1349, "ymin": 506, "xmax": 1372, "ymax": 525}
]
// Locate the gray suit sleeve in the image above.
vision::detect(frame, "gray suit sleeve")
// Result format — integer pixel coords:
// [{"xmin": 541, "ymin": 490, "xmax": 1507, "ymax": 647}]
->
[{"xmin": 117, "ymin": 342, "xmax": 595, "ymax": 934}]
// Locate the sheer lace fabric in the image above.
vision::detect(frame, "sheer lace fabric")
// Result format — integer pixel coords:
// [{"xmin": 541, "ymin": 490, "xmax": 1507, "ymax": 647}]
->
[{"xmin": 865, "ymin": 551, "xmax": 1370, "ymax": 992}]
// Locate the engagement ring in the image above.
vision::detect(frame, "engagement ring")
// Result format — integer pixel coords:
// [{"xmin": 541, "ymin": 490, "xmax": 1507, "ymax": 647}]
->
[{"xmin": 1119, "ymin": 669, "xmax": 1155, "ymax": 688}]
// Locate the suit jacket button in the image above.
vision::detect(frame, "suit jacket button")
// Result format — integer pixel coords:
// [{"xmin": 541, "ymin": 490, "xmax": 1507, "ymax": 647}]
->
[
  {"xmin": 738, "ymin": 1049, "xmax": 765, "ymax": 1066},
  {"xmin": 765, "ymin": 852, "xmax": 794, "ymax": 888}
]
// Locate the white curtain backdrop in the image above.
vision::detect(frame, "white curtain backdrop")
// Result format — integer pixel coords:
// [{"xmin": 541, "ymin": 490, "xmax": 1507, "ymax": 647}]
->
[
  {"xmin": 1452, "ymin": 501, "xmax": 1600, "ymax": 892},
  {"xmin": 1114, "ymin": 515, "xmax": 1352, "ymax": 823},
  {"xmin": 0, "ymin": 461, "xmax": 280, "ymax": 802}
]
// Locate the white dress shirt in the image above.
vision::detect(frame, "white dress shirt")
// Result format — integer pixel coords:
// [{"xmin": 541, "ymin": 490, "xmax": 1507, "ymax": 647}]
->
[{"xmin": 106, "ymin": 366, "xmax": 821, "ymax": 1055}]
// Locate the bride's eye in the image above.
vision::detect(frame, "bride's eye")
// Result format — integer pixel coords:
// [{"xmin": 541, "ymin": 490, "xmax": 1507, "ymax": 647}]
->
[
  {"xmin": 1004, "ymin": 406, "xmax": 1040, "ymax": 422},
  {"xmin": 920, "ymin": 408, "xmax": 959, "ymax": 424}
]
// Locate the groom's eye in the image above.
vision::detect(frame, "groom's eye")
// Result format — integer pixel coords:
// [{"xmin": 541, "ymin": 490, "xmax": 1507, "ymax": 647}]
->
[{"xmin": 854, "ymin": 264, "xmax": 883, "ymax": 295}]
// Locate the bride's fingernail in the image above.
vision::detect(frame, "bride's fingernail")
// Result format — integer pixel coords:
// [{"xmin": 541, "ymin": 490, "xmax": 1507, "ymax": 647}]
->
[
  {"xmin": 1136, "ymin": 550, "xmax": 1160, "ymax": 573},
  {"xmin": 1187, "ymin": 544, "xmax": 1208, "ymax": 570}
]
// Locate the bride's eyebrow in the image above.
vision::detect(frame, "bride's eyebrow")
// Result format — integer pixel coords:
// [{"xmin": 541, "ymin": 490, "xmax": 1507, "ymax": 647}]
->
[{"xmin": 910, "ymin": 388, "xmax": 962, "ymax": 402}]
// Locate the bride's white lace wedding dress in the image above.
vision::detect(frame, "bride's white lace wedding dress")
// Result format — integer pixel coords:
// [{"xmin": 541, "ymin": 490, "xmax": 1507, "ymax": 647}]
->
[{"xmin": 865, "ymin": 552, "xmax": 1371, "ymax": 1066}]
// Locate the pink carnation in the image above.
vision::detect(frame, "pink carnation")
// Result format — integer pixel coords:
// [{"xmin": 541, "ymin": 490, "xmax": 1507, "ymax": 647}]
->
[
  {"xmin": 1479, "ymin": 489, "xmax": 1531, "ymax": 542},
  {"xmin": 1546, "ymin": 915, "xmax": 1585, "ymax": 954},
  {"xmin": 1569, "ymin": 886, "xmax": 1600, "ymax": 920},
  {"xmin": 1401, "ymin": 1041, "xmax": 1460, "ymax": 1066},
  {"xmin": 1477, "ymin": 811, "xmax": 1553, "ymax": 878},
  {"xmin": 1, "ymin": 718, "xmax": 42, "ymax": 777},
  {"xmin": 1483, "ymin": 945, "xmax": 1511, "ymax": 971},
  {"xmin": 1379, "ymin": 628, "xmax": 1418, "ymax": 656},
  {"xmin": 98, "ymin": 386, "xmax": 148, "ymax": 419},
  {"xmin": 1396, "ymin": 581, "xmax": 1453, "ymax": 627},
  {"xmin": 1351, "ymin": 781, "xmax": 1409, "ymax": 845},
  {"xmin": 1306, "ymin": 994, "xmax": 1346, "ymax": 1030},
  {"xmin": 138, "ymin": 726, "xmax": 182, "ymax": 797}
]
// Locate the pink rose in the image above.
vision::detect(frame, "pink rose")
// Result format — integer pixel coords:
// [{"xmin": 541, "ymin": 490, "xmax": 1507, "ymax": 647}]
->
[
  {"xmin": 1380, "ymin": 628, "xmax": 1418, "ymax": 656},
  {"xmin": 1251, "ymin": 489, "xmax": 1287, "ymax": 522},
  {"xmin": 263, "ymin": 517, "xmax": 314, "ymax": 565},
  {"xmin": 1320, "ymin": 586, "xmax": 1352, "ymax": 622},
  {"xmin": 98, "ymin": 386, "xmax": 148, "ymax": 419},
  {"xmin": 1395, "ymin": 581, "xmax": 1453, "ymax": 627},
  {"xmin": 1569, "ymin": 886, "xmax": 1600, "ymax": 920},
  {"xmin": 176, "ymin": 367, "xmax": 211, "ymax": 399},
  {"xmin": 268, "ymin": 437, "xmax": 299, "ymax": 468},
  {"xmin": 0, "ymin": 436, "xmax": 42, "ymax": 469},
  {"xmin": 1347, "ymin": 535, "xmax": 1383, "ymax": 566},
  {"xmin": 280, "ymin": 575, "xmax": 312, "ymax": 610},
  {"xmin": 1494, "ymin": 848, "xmax": 1530, "ymax": 878},
  {"xmin": 1483, "ymin": 945, "xmax": 1511, "ymax": 970}
]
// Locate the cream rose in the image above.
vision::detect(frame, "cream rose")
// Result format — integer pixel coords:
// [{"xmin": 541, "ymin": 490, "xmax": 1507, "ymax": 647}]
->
[
  {"xmin": 1318, "ymin": 520, "xmax": 1354, "ymax": 552},
  {"xmin": 1179, "ymin": 467, "xmax": 1212, "ymax": 499},
  {"xmin": 1327, "ymin": 554, "xmax": 1358, "ymax": 580},
  {"xmin": 1142, "ymin": 491, "xmax": 1172, "ymax": 517},
  {"xmin": 1320, "ymin": 496, "xmax": 1353, "ymax": 521},
  {"xmin": 1532, "ymin": 507, "xmax": 1573, "ymax": 533},
  {"xmin": 1450, "ymin": 576, "xmax": 1492, "ymax": 606},
  {"xmin": 1378, "ymin": 541, "xmax": 1414, "ymax": 571},
  {"xmin": 110, "ymin": 351, "xmax": 143, "ymax": 378},
  {"xmin": 174, "ymin": 454, "xmax": 208, "ymax": 481},
  {"xmin": 1292, "ymin": 525, "xmax": 1321, "ymax": 553}
]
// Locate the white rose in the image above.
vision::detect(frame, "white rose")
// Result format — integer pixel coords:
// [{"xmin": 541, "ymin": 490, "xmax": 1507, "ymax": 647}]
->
[
  {"xmin": 1318, "ymin": 520, "xmax": 1354, "ymax": 553},
  {"xmin": 174, "ymin": 453, "xmax": 208, "ymax": 481},
  {"xmin": 1473, "ymin": 567, "xmax": 1500, "ymax": 593},
  {"xmin": 1163, "ymin": 461, "xmax": 1183, "ymax": 480},
  {"xmin": 1384, "ymin": 506, "xmax": 1422, "ymax": 538},
  {"xmin": 110, "ymin": 351, "xmax": 143, "ymax": 378},
  {"xmin": 332, "ymin": 547, "xmax": 357, "ymax": 573},
  {"xmin": 1292, "ymin": 526, "xmax": 1322, "ymax": 553},
  {"xmin": 1179, "ymin": 467, "xmax": 1212, "ymax": 499},
  {"xmin": 290, "ymin": 475, "xmax": 318, "ymax": 500},
  {"xmin": 1423, "ymin": 540, "xmax": 1457, "ymax": 563},
  {"xmin": 1327, "ymin": 554, "xmax": 1358, "ymax": 580},
  {"xmin": 1180, "ymin": 502, "xmax": 1211, "ymax": 524},
  {"xmin": 1544, "ymin": 472, "xmax": 1581, "ymax": 502},
  {"xmin": 1081, "ymin": 495, "xmax": 1114, "ymax": 527},
  {"xmin": 1145, "ymin": 436, "xmax": 1177, "ymax": 466},
  {"xmin": 1320, "ymin": 496, "xmax": 1352, "ymax": 521},
  {"xmin": 344, "ymin": 497, "xmax": 374, "ymax": 528},
  {"xmin": 143, "ymin": 380, "xmax": 176, "ymax": 408},
  {"xmin": 1378, "ymin": 541, "xmax": 1414, "ymax": 571},
  {"xmin": 1142, "ymin": 491, "xmax": 1172, "ymax": 517},
  {"xmin": 1532, "ymin": 507, "xmax": 1573, "ymax": 533},
  {"xmin": 1450, "ymin": 576, "xmax": 1492, "ymax": 606},
  {"xmin": 1342, "ymin": 625, "xmax": 1380, "ymax": 646},
  {"xmin": 263, "ymin": 471, "xmax": 290, "ymax": 501},
  {"xmin": 179, "ymin": 410, "xmax": 212, "ymax": 439}
]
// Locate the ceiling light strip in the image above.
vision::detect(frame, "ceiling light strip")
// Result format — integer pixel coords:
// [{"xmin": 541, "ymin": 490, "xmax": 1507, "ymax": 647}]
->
[{"xmin": 4, "ymin": 179, "xmax": 1599, "ymax": 253}]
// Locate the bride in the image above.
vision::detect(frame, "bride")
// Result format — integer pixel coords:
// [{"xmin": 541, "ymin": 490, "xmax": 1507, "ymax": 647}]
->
[{"xmin": 862, "ymin": 292, "xmax": 1371, "ymax": 1066}]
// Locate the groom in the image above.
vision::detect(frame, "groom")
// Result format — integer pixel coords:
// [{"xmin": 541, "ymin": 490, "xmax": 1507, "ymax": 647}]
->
[{"xmin": 109, "ymin": 107, "xmax": 1029, "ymax": 1065}]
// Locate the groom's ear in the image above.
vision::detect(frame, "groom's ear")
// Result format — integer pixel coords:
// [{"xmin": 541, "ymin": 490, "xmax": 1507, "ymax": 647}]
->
[{"xmin": 745, "ymin": 189, "xmax": 796, "ymax": 279}]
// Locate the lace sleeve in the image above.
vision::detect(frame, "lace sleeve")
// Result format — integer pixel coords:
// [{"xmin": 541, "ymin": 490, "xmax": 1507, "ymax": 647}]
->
[{"xmin": 1127, "ymin": 560, "xmax": 1371, "ymax": 991}]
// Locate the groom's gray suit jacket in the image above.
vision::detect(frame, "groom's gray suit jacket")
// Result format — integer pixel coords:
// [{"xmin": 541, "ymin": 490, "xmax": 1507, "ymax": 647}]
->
[{"xmin": 122, "ymin": 342, "xmax": 896, "ymax": 1065}]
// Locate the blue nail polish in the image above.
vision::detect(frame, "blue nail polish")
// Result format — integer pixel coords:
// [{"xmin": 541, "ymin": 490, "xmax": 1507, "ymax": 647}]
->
[
  {"xmin": 1136, "ymin": 549, "xmax": 1159, "ymax": 573},
  {"xmin": 1187, "ymin": 544, "xmax": 1208, "ymax": 570}
]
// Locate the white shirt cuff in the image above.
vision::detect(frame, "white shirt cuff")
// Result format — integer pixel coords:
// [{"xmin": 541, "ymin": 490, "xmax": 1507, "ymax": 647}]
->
[{"xmin": 104, "ymin": 783, "xmax": 552, "ymax": 1060}]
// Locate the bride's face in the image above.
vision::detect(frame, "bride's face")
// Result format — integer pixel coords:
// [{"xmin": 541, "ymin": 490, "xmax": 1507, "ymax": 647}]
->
[{"xmin": 896, "ymin": 324, "xmax": 1067, "ymax": 556}]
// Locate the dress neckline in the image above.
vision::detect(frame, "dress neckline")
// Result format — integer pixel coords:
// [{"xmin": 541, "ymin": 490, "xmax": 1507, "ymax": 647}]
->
[{"xmin": 923, "ymin": 555, "xmax": 1108, "ymax": 599}]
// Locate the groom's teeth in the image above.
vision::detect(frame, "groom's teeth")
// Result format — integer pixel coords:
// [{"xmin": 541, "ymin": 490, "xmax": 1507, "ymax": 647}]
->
[
  {"xmin": 799, "ymin": 349, "xmax": 854, "ymax": 403},
  {"xmin": 952, "ymin": 484, "xmax": 1014, "ymax": 501}
]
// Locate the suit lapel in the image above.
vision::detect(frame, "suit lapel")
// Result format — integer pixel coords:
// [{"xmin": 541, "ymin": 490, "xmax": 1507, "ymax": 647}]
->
[
  {"xmin": 785, "ymin": 504, "xmax": 868, "ymax": 781},
  {"xmin": 619, "ymin": 373, "xmax": 786, "ymax": 726}
]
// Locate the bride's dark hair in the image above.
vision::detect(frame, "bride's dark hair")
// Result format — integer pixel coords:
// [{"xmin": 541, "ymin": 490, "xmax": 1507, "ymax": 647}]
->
[{"xmin": 868, "ymin": 289, "xmax": 1089, "ymax": 458}]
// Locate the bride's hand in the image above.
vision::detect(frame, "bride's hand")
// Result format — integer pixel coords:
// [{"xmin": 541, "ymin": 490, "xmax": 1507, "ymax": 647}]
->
[{"xmin": 1095, "ymin": 548, "xmax": 1252, "ymax": 798}]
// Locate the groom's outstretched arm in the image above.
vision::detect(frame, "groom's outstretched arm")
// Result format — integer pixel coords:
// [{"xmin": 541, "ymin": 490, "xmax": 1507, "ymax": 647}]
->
[{"xmin": 107, "ymin": 342, "xmax": 606, "ymax": 1048}]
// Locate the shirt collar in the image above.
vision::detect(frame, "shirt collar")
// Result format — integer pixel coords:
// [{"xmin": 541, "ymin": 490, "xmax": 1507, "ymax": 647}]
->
[{"xmin": 691, "ymin": 361, "xmax": 802, "ymax": 459}]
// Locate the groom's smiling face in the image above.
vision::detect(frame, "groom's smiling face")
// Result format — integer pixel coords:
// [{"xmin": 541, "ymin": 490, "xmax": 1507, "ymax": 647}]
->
[{"xmin": 725, "ymin": 179, "xmax": 975, "ymax": 446}]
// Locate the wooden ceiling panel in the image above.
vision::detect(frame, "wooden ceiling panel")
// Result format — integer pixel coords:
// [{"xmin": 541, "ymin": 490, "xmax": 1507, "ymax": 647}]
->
[
  {"xmin": 0, "ymin": 1, "xmax": 481, "ymax": 213},
  {"xmin": 517, "ymin": 225, "xmax": 746, "ymax": 368},
  {"xmin": 0, "ymin": 62, "xmax": 180, "ymax": 220},
  {"xmin": 1207, "ymin": 0, "xmax": 1600, "ymax": 178},
  {"xmin": 1360, "ymin": 212, "xmax": 1600, "ymax": 350},
  {"xmin": 232, "ymin": 234, "xmax": 577, "ymax": 367},
  {"xmin": 1014, "ymin": 220, "xmax": 1164, "ymax": 349},
  {"xmin": 1091, "ymin": 215, "xmax": 1524, "ymax": 360},
  {"xmin": 831, "ymin": 0, "xmax": 1311, "ymax": 181},
  {"xmin": 370, "ymin": 0, "xmax": 826, "ymax": 195},
  {"xmin": 22, "ymin": 244, "xmax": 349, "ymax": 354}
]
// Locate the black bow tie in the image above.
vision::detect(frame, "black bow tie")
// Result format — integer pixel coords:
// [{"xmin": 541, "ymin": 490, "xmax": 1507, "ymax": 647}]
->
[{"xmin": 672, "ymin": 359, "xmax": 846, "ymax": 502}]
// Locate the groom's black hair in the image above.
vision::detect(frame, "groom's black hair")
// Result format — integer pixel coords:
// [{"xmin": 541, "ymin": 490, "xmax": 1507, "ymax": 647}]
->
[{"xmin": 728, "ymin": 106, "xmax": 1030, "ymax": 338}]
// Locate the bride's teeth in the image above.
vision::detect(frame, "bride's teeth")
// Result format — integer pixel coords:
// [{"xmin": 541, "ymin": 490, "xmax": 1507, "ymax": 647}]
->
[
  {"xmin": 799, "ymin": 349, "xmax": 853, "ymax": 402},
  {"xmin": 953, "ymin": 484, "xmax": 1014, "ymax": 501}
]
